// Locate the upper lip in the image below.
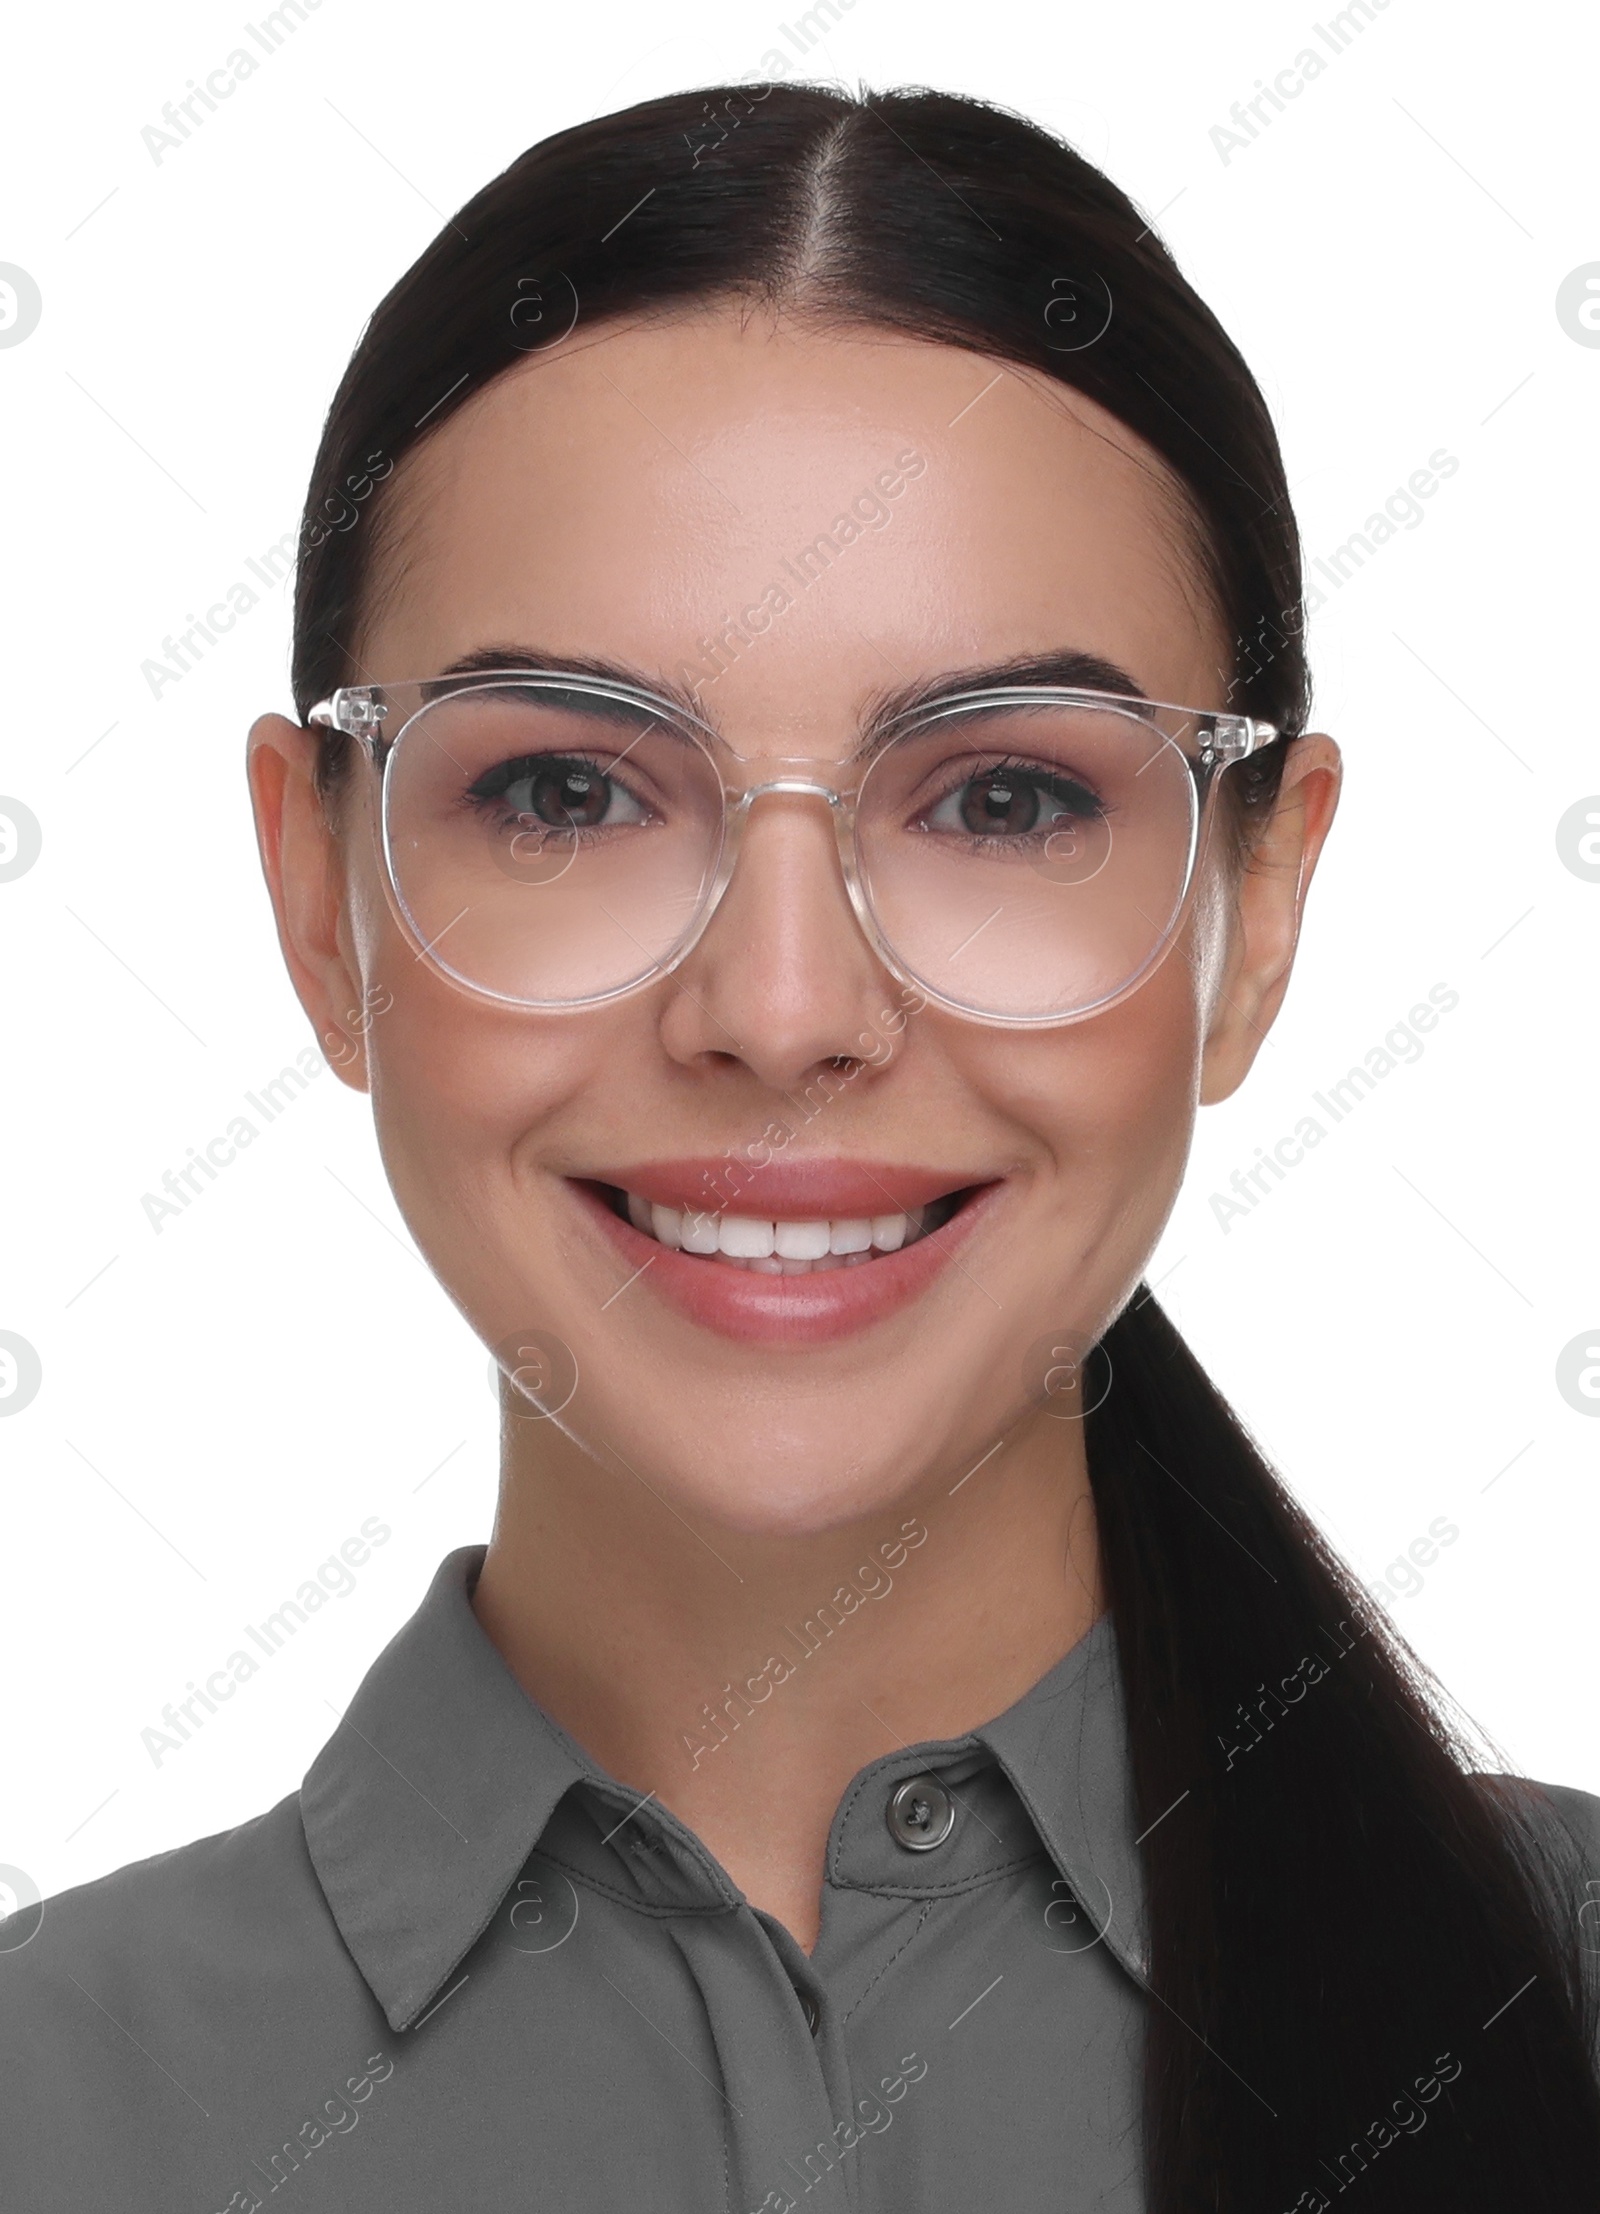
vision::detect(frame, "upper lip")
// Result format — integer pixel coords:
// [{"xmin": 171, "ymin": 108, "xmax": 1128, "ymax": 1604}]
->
[{"xmin": 577, "ymin": 1158, "xmax": 992, "ymax": 1217}]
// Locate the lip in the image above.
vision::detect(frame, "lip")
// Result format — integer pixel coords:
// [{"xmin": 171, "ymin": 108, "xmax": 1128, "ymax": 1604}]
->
[
  {"xmin": 567, "ymin": 1169, "xmax": 1002, "ymax": 1346},
  {"xmin": 589, "ymin": 1157, "xmax": 974, "ymax": 1218}
]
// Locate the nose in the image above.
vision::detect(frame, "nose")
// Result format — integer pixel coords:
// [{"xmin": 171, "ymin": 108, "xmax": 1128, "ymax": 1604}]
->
[{"xmin": 656, "ymin": 786, "xmax": 900, "ymax": 1094}]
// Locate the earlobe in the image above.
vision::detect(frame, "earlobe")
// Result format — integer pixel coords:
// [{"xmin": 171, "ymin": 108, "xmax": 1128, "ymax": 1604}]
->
[
  {"xmin": 246, "ymin": 711, "xmax": 373, "ymax": 1095},
  {"xmin": 316, "ymin": 1020, "xmax": 374, "ymax": 1090}
]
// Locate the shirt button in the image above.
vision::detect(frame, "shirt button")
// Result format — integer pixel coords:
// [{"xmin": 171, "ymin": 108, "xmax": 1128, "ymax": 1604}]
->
[
  {"xmin": 797, "ymin": 1987, "xmax": 821, "ymax": 2036},
  {"xmin": 886, "ymin": 1774, "xmax": 957, "ymax": 1851}
]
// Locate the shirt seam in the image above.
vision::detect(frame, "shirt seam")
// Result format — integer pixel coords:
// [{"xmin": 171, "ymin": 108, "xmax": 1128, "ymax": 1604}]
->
[
  {"xmin": 839, "ymin": 1898, "xmax": 935, "ymax": 2028},
  {"xmin": 533, "ymin": 1843, "xmax": 744, "ymax": 1920},
  {"xmin": 830, "ymin": 1846, "xmax": 1052, "ymax": 1900}
]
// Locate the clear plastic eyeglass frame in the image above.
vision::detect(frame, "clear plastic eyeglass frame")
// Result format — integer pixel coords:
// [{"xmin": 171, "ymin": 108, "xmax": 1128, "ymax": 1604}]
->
[{"xmin": 308, "ymin": 670, "xmax": 1282, "ymax": 1028}]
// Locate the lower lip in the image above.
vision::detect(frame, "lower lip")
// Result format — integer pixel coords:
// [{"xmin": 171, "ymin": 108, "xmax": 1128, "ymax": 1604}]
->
[{"xmin": 567, "ymin": 1179, "xmax": 999, "ymax": 1346}]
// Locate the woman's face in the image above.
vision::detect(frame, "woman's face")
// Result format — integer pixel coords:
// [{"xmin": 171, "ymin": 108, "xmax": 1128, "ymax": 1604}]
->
[{"xmin": 251, "ymin": 310, "xmax": 1337, "ymax": 1537}]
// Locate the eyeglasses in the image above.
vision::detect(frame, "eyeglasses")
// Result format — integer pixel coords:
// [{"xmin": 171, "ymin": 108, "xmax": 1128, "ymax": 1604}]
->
[{"xmin": 308, "ymin": 670, "xmax": 1281, "ymax": 1026}]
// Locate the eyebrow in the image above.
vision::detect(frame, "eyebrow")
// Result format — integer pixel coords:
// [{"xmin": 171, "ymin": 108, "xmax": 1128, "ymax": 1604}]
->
[
  {"xmin": 433, "ymin": 643, "xmax": 1152, "ymax": 756},
  {"xmin": 434, "ymin": 647, "xmax": 711, "ymax": 725},
  {"xmin": 861, "ymin": 647, "xmax": 1149, "ymax": 725}
]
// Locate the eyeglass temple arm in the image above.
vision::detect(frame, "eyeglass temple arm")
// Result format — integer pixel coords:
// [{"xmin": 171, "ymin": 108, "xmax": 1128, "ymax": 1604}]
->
[
  {"xmin": 1208, "ymin": 716, "xmax": 1279, "ymax": 763},
  {"xmin": 308, "ymin": 695, "xmax": 386, "ymax": 736}
]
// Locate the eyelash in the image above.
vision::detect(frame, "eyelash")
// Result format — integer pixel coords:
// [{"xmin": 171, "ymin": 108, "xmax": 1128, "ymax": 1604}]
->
[
  {"xmin": 461, "ymin": 752, "xmax": 650, "ymax": 832},
  {"xmin": 918, "ymin": 753, "xmax": 1110, "ymax": 834},
  {"xmin": 454, "ymin": 741, "xmax": 1109, "ymax": 846}
]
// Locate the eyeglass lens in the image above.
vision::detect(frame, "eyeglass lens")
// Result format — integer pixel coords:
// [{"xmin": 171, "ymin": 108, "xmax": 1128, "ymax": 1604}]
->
[{"xmin": 379, "ymin": 683, "xmax": 1200, "ymax": 1019}]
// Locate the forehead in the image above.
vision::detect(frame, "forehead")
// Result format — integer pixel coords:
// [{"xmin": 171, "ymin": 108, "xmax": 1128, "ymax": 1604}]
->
[{"xmin": 360, "ymin": 310, "xmax": 1227, "ymax": 738}]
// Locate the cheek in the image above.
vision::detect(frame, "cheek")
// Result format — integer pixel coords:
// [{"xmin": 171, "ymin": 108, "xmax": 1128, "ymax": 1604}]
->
[
  {"xmin": 364, "ymin": 977, "xmax": 601, "ymax": 1221},
  {"xmin": 961, "ymin": 950, "xmax": 1204, "ymax": 1194},
  {"xmin": 343, "ymin": 809, "xmax": 603, "ymax": 1183}
]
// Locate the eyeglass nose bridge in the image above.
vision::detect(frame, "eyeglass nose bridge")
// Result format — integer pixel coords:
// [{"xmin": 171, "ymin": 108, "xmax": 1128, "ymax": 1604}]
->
[
  {"xmin": 698, "ymin": 763, "xmax": 881, "ymax": 980},
  {"xmin": 730, "ymin": 773, "xmax": 848, "ymax": 812}
]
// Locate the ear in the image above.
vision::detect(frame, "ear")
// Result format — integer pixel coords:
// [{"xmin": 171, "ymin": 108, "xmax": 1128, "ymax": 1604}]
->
[
  {"xmin": 245, "ymin": 712, "xmax": 372, "ymax": 1093},
  {"xmin": 1198, "ymin": 733, "xmax": 1342, "ymax": 1105}
]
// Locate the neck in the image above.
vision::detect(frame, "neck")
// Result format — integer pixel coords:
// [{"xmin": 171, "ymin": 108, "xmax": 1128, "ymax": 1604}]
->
[{"xmin": 471, "ymin": 1406, "xmax": 1101, "ymax": 1950}]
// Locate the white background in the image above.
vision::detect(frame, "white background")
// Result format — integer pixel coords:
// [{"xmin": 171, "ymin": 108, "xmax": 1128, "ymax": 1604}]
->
[{"xmin": 1, "ymin": 0, "xmax": 1595, "ymax": 1905}]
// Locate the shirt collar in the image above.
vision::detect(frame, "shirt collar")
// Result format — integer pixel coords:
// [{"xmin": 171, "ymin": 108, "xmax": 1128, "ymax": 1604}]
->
[
  {"xmin": 976, "ymin": 1608, "xmax": 1150, "ymax": 1987},
  {"xmin": 301, "ymin": 1546, "xmax": 1148, "ymax": 2031},
  {"xmin": 301, "ymin": 1545, "xmax": 598, "ymax": 2031}
]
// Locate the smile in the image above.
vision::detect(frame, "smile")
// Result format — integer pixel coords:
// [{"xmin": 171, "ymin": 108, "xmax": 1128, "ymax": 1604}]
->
[
  {"xmin": 567, "ymin": 1164, "xmax": 998, "ymax": 1345},
  {"xmin": 602, "ymin": 1187, "xmax": 963, "ymax": 1272}
]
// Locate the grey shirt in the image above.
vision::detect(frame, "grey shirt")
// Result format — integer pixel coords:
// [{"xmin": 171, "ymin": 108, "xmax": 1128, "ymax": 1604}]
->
[{"xmin": 1, "ymin": 1545, "xmax": 1594, "ymax": 2212}]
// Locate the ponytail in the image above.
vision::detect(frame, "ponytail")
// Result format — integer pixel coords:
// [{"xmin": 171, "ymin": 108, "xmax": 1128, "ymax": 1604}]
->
[{"xmin": 1089, "ymin": 1292, "xmax": 1600, "ymax": 2207}]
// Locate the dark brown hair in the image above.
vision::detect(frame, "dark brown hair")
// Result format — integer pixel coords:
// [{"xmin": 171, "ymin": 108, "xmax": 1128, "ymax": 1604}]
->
[{"xmin": 291, "ymin": 81, "xmax": 1600, "ymax": 2208}]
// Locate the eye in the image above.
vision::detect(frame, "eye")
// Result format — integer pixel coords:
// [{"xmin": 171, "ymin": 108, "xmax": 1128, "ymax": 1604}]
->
[
  {"xmin": 924, "ymin": 759, "xmax": 1105, "ymax": 839},
  {"xmin": 467, "ymin": 753, "xmax": 651, "ymax": 831}
]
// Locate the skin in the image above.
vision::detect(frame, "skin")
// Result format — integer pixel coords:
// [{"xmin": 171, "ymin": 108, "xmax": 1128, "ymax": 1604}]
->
[{"xmin": 248, "ymin": 309, "xmax": 1340, "ymax": 1950}]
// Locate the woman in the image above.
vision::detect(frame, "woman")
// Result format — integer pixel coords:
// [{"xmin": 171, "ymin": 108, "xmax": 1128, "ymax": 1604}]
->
[{"xmin": 3, "ymin": 81, "xmax": 1596, "ymax": 2211}]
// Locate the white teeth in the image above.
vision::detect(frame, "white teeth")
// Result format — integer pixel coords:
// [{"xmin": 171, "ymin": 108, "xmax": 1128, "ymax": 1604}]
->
[
  {"xmin": 718, "ymin": 1215, "xmax": 775, "ymax": 1258},
  {"xmin": 774, "ymin": 1219, "xmax": 831, "ymax": 1260},
  {"xmin": 620, "ymin": 1192, "xmax": 942, "ymax": 1265}
]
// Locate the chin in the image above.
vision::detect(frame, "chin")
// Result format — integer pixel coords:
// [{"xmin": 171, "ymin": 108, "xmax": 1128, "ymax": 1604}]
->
[{"xmin": 607, "ymin": 1401, "xmax": 936, "ymax": 1540}]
